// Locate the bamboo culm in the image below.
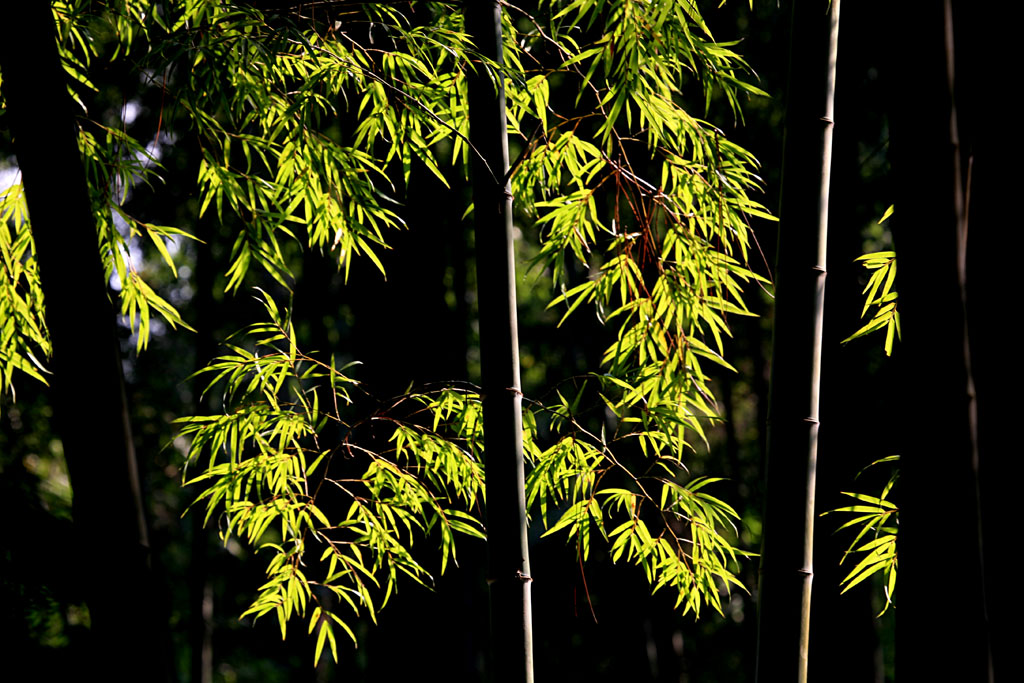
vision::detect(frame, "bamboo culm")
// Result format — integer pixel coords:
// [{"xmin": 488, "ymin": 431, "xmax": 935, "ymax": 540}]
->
[
  {"xmin": 755, "ymin": 2, "xmax": 840, "ymax": 681},
  {"xmin": 463, "ymin": 2, "xmax": 535, "ymax": 682}
]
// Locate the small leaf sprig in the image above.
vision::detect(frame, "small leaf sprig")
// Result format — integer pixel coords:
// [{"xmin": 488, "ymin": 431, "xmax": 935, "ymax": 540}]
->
[{"xmin": 824, "ymin": 454, "xmax": 898, "ymax": 615}]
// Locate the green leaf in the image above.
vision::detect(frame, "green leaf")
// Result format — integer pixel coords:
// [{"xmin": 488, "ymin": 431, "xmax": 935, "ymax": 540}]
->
[{"xmin": 878, "ymin": 204, "xmax": 894, "ymax": 224}]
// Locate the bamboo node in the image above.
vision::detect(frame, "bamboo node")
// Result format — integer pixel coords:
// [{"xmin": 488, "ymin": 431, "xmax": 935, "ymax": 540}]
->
[{"xmin": 484, "ymin": 570, "xmax": 534, "ymax": 585}]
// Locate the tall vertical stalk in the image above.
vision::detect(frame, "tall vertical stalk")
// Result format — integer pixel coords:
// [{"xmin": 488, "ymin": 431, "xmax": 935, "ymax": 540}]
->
[
  {"xmin": 0, "ymin": 4, "xmax": 167, "ymax": 679},
  {"xmin": 190, "ymin": 201, "xmax": 218, "ymax": 683},
  {"xmin": 755, "ymin": 2, "xmax": 840, "ymax": 681},
  {"xmin": 892, "ymin": 1, "xmax": 991, "ymax": 679},
  {"xmin": 463, "ymin": 2, "xmax": 534, "ymax": 682}
]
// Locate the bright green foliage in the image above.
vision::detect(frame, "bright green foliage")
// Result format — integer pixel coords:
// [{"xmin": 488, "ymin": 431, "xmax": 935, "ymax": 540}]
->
[
  {"xmin": 80, "ymin": 125, "xmax": 197, "ymax": 351},
  {"xmin": 1, "ymin": 0, "xmax": 771, "ymax": 660},
  {"xmin": 177, "ymin": 293, "xmax": 486, "ymax": 664},
  {"xmin": 843, "ymin": 206, "xmax": 899, "ymax": 355},
  {"xmin": 25, "ymin": 3, "xmax": 195, "ymax": 358},
  {"xmin": 824, "ymin": 455, "xmax": 898, "ymax": 615},
  {"xmin": 158, "ymin": 1, "xmax": 442, "ymax": 285},
  {"xmin": 525, "ymin": 392, "xmax": 749, "ymax": 615},
  {"xmin": 510, "ymin": 0, "xmax": 766, "ymax": 617},
  {"xmin": 0, "ymin": 183, "xmax": 50, "ymax": 394}
]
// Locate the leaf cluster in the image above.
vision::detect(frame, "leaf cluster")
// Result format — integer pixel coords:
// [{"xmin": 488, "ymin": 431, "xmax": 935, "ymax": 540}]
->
[
  {"xmin": 524, "ymin": 381, "xmax": 750, "ymax": 617},
  {"xmin": 177, "ymin": 292, "xmax": 486, "ymax": 664},
  {"xmin": 823, "ymin": 455, "xmax": 898, "ymax": 615},
  {"xmin": 0, "ymin": 183, "xmax": 50, "ymax": 396},
  {"xmin": 843, "ymin": 206, "xmax": 899, "ymax": 356}
]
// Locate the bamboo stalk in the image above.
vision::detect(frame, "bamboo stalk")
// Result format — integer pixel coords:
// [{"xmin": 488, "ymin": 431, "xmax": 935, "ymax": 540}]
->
[
  {"xmin": 463, "ymin": 2, "xmax": 535, "ymax": 682},
  {"xmin": 755, "ymin": 2, "xmax": 840, "ymax": 681},
  {"xmin": 892, "ymin": 1, "xmax": 991, "ymax": 679}
]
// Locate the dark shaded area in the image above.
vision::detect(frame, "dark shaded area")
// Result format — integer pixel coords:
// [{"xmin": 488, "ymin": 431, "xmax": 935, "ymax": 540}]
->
[
  {"xmin": 0, "ymin": 5, "xmax": 170, "ymax": 680},
  {"xmin": 890, "ymin": 1, "xmax": 1016, "ymax": 681}
]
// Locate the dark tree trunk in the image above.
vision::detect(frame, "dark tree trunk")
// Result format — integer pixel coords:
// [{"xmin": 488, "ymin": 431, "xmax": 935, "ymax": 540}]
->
[
  {"xmin": 891, "ymin": 1, "xmax": 992, "ymax": 680},
  {"xmin": 965, "ymin": 6, "xmax": 1017, "ymax": 676},
  {"xmin": 464, "ymin": 2, "xmax": 534, "ymax": 682},
  {"xmin": 0, "ymin": 4, "xmax": 167, "ymax": 679},
  {"xmin": 756, "ymin": 2, "xmax": 840, "ymax": 681}
]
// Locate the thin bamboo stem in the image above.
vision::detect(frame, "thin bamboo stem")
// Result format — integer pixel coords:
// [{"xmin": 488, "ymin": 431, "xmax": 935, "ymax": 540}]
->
[
  {"xmin": 464, "ymin": 2, "xmax": 534, "ymax": 682},
  {"xmin": 755, "ymin": 2, "xmax": 840, "ymax": 681}
]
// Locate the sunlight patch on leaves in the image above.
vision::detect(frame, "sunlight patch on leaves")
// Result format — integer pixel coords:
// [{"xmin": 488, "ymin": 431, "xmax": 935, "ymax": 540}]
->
[
  {"xmin": 177, "ymin": 293, "xmax": 486, "ymax": 665},
  {"xmin": 843, "ymin": 207, "xmax": 899, "ymax": 356},
  {"xmin": 823, "ymin": 455, "xmax": 899, "ymax": 615},
  {"xmin": 0, "ymin": 182, "xmax": 51, "ymax": 399}
]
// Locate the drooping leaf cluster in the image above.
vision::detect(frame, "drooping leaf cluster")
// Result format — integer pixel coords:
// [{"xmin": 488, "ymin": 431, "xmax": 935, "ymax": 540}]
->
[
  {"xmin": 0, "ymin": 183, "xmax": 49, "ymax": 394},
  {"xmin": 177, "ymin": 292, "xmax": 487, "ymax": 664},
  {"xmin": 505, "ymin": 0, "xmax": 768, "ymax": 617},
  {"xmin": 824, "ymin": 455, "xmax": 898, "ymax": 615},
  {"xmin": 843, "ymin": 205, "xmax": 899, "ymax": 356}
]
